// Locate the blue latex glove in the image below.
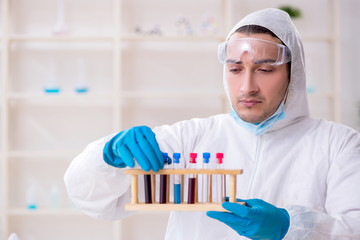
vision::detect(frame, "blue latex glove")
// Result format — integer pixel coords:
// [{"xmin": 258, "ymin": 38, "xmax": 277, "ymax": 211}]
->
[
  {"xmin": 207, "ymin": 198, "xmax": 290, "ymax": 240},
  {"xmin": 103, "ymin": 126, "xmax": 164, "ymax": 172}
]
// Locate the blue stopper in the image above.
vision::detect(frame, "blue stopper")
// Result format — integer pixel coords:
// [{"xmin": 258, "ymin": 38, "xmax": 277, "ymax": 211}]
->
[
  {"xmin": 173, "ymin": 153, "xmax": 181, "ymax": 164},
  {"xmin": 203, "ymin": 152, "xmax": 210, "ymax": 164},
  {"xmin": 162, "ymin": 152, "xmax": 169, "ymax": 164}
]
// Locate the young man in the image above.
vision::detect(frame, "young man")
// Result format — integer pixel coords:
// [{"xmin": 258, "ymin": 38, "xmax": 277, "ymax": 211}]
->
[{"xmin": 64, "ymin": 8, "xmax": 360, "ymax": 239}]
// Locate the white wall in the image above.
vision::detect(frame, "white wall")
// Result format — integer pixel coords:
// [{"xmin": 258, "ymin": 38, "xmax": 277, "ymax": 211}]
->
[{"xmin": 340, "ymin": 0, "xmax": 360, "ymax": 130}]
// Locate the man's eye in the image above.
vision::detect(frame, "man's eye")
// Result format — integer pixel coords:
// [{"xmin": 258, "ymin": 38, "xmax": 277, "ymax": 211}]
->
[
  {"xmin": 258, "ymin": 68, "xmax": 273, "ymax": 73},
  {"xmin": 228, "ymin": 67, "xmax": 243, "ymax": 73}
]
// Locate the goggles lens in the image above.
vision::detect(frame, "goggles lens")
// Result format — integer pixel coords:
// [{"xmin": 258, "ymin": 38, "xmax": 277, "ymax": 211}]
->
[{"xmin": 218, "ymin": 38, "xmax": 291, "ymax": 65}]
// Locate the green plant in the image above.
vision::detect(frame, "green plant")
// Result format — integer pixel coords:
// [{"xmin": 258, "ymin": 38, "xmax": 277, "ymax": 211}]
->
[{"xmin": 278, "ymin": 6, "xmax": 302, "ymax": 19}]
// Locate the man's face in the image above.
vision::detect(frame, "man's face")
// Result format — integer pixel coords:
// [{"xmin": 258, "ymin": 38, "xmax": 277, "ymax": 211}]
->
[{"xmin": 226, "ymin": 32, "xmax": 290, "ymax": 123}]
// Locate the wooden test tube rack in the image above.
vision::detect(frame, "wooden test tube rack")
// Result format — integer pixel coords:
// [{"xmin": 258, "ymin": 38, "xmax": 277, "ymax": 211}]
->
[{"xmin": 125, "ymin": 169, "xmax": 243, "ymax": 211}]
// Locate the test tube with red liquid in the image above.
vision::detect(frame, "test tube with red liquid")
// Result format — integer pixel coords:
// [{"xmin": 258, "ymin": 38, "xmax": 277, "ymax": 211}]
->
[
  {"xmin": 160, "ymin": 153, "xmax": 170, "ymax": 204},
  {"xmin": 187, "ymin": 153, "xmax": 197, "ymax": 204},
  {"xmin": 144, "ymin": 174, "xmax": 152, "ymax": 204}
]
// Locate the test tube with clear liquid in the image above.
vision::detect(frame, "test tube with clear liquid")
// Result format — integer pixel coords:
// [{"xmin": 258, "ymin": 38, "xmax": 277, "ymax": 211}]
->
[
  {"xmin": 216, "ymin": 153, "xmax": 225, "ymax": 203},
  {"xmin": 173, "ymin": 153, "xmax": 182, "ymax": 204},
  {"xmin": 187, "ymin": 153, "xmax": 197, "ymax": 204},
  {"xmin": 202, "ymin": 152, "xmax": 211, "ymax": 203}
]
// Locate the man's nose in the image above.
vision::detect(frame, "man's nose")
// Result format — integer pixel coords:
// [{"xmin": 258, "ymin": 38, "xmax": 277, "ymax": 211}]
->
[{"xmin": 240, "ymin": 71, "xmax": 259, "ymax": 94}]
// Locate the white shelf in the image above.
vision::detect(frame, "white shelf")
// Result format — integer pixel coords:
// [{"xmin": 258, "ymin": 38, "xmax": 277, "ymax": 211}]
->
[
  {"xmin": 9, "ymin": 34, "xmax": 114, "ymax": 42},
  {"xmin": 7, "ymin": 208, "xmax": 83, "ymax": 216},
  {"xmin": 121, "ymin": 35, "xmax": 224, "ymax": 42},
  {"xmin": 10, "ymin": 91, "xmax": 223, "ymax": 98},
  {"xmin": 8, "ymin": 150, "xmax": 78, "ymax": 160},
  {"xmin": 7, "ymin": 208, "xmax": 166, "ymax": 216},
  {"xmin": 120, "ymin": 90, "xmax": 225, "ymax": 98},
  {"xmin": 8, "ymin": 92, "xmax": 113, "ymax": 105},
  {"xmin": 7, "ymin": 91, "xmax": 225, "ymax": 103}
]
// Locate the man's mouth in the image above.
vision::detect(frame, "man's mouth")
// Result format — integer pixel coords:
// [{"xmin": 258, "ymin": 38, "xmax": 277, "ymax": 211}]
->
[{"xmin": 239, "ymin": 98, "xmax": 262, "ymax": 107}]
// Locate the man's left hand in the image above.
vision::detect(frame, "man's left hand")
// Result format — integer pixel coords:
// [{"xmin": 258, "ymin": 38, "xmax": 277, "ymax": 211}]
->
[{"xmin": 207, "ymin": 198, "xmax": 290, "ymax": 240}]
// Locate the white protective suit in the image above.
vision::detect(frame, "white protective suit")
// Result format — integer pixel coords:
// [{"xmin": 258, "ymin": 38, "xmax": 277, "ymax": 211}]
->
[{"xmin": 64, "ymin": 8, "xmax": 360, "ymax": 240}]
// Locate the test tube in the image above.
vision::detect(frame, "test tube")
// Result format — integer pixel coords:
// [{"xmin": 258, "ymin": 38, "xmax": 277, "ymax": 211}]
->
[
  {"xmin": 142, "ymin": 151, "xmax": 155, "ymax": 204},
  {"xmin": 26, "ymin": 183, "xmax": 38, "ymax": 210},
  {"xmin": 144, "ymin": 174, "xmax": 152, "ymax": 204},
  {"xmin": 173, "ymin": 153, "xmax": 181, "ymax": 204},
  {"xmin": 160, "ymin": 153, "xmax": 169, "ymax": 204},
  {"xmin": 202, "ymin": 152, "xmax": 211, "ymax": 203},
  {"xmin": 216, "ymin": 153, "xmax": 225, "ymax": 203},
  {"xmin": 187, "ymin": 153, "xmax": 197, "ymax": 204}
]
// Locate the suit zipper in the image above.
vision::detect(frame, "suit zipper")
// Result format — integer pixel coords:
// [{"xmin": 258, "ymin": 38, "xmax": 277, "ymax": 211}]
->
[{"xmin": 246, "ymin": 136, "xmax": 262, "ymax": 198}]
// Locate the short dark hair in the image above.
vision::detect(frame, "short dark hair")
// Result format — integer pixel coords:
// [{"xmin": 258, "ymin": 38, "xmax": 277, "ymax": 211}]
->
[{"xmin": 235, "ymin": 25, "xmax": 278, "ymax": 39}]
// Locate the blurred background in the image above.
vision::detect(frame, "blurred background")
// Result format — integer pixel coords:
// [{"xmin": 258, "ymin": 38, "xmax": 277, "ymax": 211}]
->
[{"xmin": 0, "ymin": 0, "xmax": 359, "ymax": 239}]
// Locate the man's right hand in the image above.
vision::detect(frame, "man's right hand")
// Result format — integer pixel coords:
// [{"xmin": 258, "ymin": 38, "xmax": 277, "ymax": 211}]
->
[{"xmin": 103, "ymin": 126, "xmax": 164, "ymax": 172}]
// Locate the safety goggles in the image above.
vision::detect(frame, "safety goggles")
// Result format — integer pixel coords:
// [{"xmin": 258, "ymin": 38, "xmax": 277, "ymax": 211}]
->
[{"xmin": 218, "ymin": 38, "xmax": 291, "ymax": 66}]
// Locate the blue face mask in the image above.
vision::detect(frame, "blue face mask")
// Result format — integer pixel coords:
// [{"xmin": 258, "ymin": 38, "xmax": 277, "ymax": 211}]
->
[{"xmin": 230, "ymin": 101, "xmax": 285, "ymax": 136}]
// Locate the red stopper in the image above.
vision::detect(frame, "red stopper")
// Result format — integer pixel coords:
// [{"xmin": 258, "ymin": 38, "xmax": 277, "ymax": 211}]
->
[
  {"xmin": 189, "ymin": 153, "xmax": 197, "ymax": 163},
  {"xmin": 216, "ymin": 153, "xmax": 223, "ymax": 164}
]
